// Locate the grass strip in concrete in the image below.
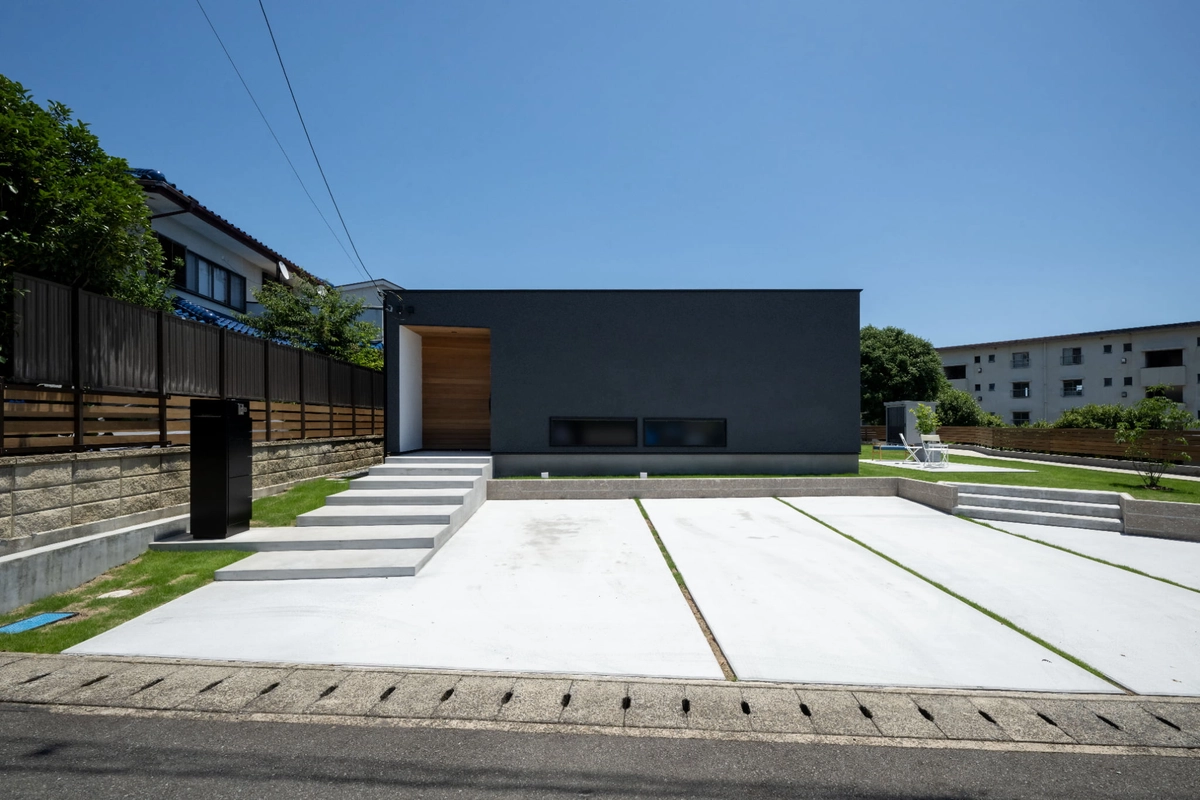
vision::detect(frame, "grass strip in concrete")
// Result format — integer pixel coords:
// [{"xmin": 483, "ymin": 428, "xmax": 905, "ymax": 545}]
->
[
  {"xmin": 958, "ymin": 516, "xmax": 1200, "ymax": 597},
  {"xmin": 251, "ymin": 477, "xmax": 350, "ymax": 527},
  {"xmin": 0, "ymin": 550, "xmax": 250, "ymax": 654},
  {"xmin": 635, "ymin": 498, "xmax": 736, "ymax": 681},
  {"xmin": 775, "ymin": 497, "xmax": 1127, "ymax": 693}
]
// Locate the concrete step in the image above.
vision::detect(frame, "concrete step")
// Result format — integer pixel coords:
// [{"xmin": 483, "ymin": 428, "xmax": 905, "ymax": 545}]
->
[
  {"xmin": 954, "ymin": 505, "xmax": 1124, "ymax": 532},
  {"xmin": 214, "ymin": 548, "xmax": 434, "ymax": 580},
  {"xmin": 296, "ymin": 504, "xmax": 461, "ymax": 526},
  {"xmin": 369, "ymin": 465, "xmax": 486, "ymax": 477},
  {"xmin": 325, "ymin": 489, "xmax": 468, "ymax": 506},
  {"xmin": 385, "ymin": 454, "xmax": 491, "ymax": 464},
  {"xmin": 150, "ymin": 525, "xmax": 448, "ymax": 552},
  {"xmin": 947, "ymin": 482, "xmax": 1122, "ymax": 506},
  {"xmin": 957, "ymin": 492, "xmax": 1123, "ymax": 519},
  {"xmin": 351, "ymin": 474, "xmax": 479, "ymax": 490}
]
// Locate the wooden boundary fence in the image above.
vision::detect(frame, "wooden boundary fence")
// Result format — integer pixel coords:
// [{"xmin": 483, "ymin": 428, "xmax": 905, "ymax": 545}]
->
[
  {"xmin": 2, "ymin": 274, "xmax": 384, "ymax": 455},
  {"xmin": 860, "ymin": 424, "xmax": 1200, "ymax": 462}
]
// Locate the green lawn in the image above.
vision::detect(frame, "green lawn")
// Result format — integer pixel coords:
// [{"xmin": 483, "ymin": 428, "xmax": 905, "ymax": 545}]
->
[
  {"xmin": 251, "ymin": 477, "xmax": 350, "ymax": 526},
  {"xmin": 858, "ymin": 443, "xmax": 1200, "ymax": 503},
  {"xmin": 0, "ymin": 549, "xmax": 249, "ymax": 654}
]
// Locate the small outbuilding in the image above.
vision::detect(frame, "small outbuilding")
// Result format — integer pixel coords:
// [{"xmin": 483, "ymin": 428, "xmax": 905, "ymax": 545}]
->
[{"xmin": 383, "ymin": 290, "xmax": 861, "ymax": 477}]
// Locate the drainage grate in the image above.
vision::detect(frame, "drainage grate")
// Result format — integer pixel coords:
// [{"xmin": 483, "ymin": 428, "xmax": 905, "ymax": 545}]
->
[
  {"xmin": 440, "ymin": 688, "xmax": 454, "ymax": 703},
  {"xmin": 260, "ymin": 682, "xmax": 280, "ymax": 696},
  {"xmin": 741, "ymin": 701, "xmax": 751, "ymax": 715},
  {"xmin": 917, "ymin": 706, "xmax": 934, "ymax": 723},
  {"xmin": 1154, "ymin": 714, "xmax": 1182, "ymax": 731},
  {"xmin": 978, "ymin": 710, "xmax": 998, "ymax": 725},
  {"xmin": 858, "ymin": 704, "xmax": 873, "ymax": 720},
  {"xmin": 319, "ymin": 685, "xmax": 338, "ymax": 699},
  {"xmin": 380, "ymin": 686, "xmax": 396, "ymax": 702},
  {"xmin": 501, "ymin": 691, "xmax": 513, "ymax": 705},
  {"xmin": 561, "ymin": 693, "xmax": 572, "ymax": 709},
  {"xmin": 681, "ymin": 698, "xmax": 691, "ymax": 715},
  {"xmin": 799, "ymin": 702, "xmax": 812, "ymax": 717},
  {"xmin": 621, "ymin": 696, "xmax": 631, "ymax": 710}
]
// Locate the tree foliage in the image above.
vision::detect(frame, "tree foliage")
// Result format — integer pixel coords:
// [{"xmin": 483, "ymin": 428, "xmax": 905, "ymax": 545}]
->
[
  {"xmin": 1114, "ymin": 387, "xmax": 1199, "ymax": 489},
  {"xmin": 240, "ymin": 277, "xmax": 383, "ymax": 371},
  {"xmin": 936, "ymin": 386, "xmax": 1005, "ymax": 427},
  {"xmin": 860, "ymin": 325, "xmax": 948, "ymax": 424},
  {"xmin": 0, "ymin": 74, "xmax": 170, "ymax": 314},
  {"xmin": 1051, "ymin": 403, "xmax": 1130, "ymax": 429}
]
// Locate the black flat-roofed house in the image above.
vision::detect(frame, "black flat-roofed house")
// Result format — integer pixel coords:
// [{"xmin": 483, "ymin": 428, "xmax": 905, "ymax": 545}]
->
[{"xmin": 383, "ymin": 290, "xmax": 861, "ymax": 477}]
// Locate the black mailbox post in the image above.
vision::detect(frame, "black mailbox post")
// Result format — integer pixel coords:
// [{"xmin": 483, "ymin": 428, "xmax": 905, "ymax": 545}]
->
[{"xmin": 190, "ymin": 399, "xmax": 252, "ymax": 539}]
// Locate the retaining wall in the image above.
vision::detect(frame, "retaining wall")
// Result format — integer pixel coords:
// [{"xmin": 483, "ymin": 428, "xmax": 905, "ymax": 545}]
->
[
  {"xmin": 1121, "ymin": 497, "xmax": 1200, "ymax": 543},
  {"xmin": 0, "ymin": 436, "xmax": 383, "ymax": 555}
]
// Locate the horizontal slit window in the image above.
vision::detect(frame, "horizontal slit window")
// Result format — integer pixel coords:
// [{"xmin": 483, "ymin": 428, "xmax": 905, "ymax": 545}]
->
[
  {"xmin": 644, "ymin": 419, "xmax": 726, "ymax": 448},
  {"xmin": 549, "ymin": 418, "xmax": 637, "ymax": 447}
]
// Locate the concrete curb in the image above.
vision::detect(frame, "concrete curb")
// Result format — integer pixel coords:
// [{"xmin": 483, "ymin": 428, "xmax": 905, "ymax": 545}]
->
[{"xmin": 2, "ymin": 654, "xmax": 1198, "ymax": 754}]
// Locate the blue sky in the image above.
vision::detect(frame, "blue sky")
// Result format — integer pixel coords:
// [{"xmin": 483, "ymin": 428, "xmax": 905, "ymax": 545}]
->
[{"xmin": 3, "ymin": 1, "xmax": 1198, "ymax": 346}]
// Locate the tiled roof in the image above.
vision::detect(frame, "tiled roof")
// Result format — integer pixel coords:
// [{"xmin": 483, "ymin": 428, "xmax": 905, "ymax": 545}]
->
[{"xmin": 172, "ymin": 295, "xmax": 263, "ymax": 337}]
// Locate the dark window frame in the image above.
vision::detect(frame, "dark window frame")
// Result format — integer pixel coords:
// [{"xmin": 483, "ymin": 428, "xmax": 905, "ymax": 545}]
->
[
  {"xmin": 944, "ymin": 365, "xmax": 967, "ymax": 380},
  {"xmin": 643, "ymin": 418, "xmax": 727, "ymax": 448},
  {"xmin": 548, "ymin": 417, "xmax": 638, "ymax": 448},
  {"xmin": 182, "ymin": 251, "xmax": 248, "ymax": 312}
]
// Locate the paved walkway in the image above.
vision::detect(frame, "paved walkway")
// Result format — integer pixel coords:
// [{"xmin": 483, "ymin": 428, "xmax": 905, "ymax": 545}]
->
[{"xmin": 1, "ymin": 654, "xmax": 1198, "ymax": 755}]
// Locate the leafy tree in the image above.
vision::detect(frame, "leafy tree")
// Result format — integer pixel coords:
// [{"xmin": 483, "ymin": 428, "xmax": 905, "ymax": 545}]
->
[
  {"xmin": 1114, "ymin": 386, "xmax": 1199, "ymax": 489},
  {"xmin": 936, "ymin": 386, "xmax": 1005, "ymax": 427},
  {"xmin": 0, "ymin": 75, "xmax": 170, "ymax": 338},
  {"xmin": 860, "ymin": 325, "xmax": 948, "ymax": 424},
  {"xmin": 240, "ymin": 277, "xmax": 383, "ymax": 370},
  {"xmin": 1051, "ymin": 403, "xmax": 1129, "ymax": 429}
]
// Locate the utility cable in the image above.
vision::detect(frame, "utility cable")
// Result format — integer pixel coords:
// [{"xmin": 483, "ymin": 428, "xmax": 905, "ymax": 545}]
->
[
  {"xmin": 257, "ymin": 0, "xmax": 377, "ymax": 286},
  {"xmin": 193, "ymin": 0, "xmax": 358, "ymax": 275}
]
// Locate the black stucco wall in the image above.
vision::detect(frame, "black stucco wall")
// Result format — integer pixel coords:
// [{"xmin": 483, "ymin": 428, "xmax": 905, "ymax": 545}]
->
[{"xmin": 387, "ymin": 290, "xmax": 861, "ymax": 456}]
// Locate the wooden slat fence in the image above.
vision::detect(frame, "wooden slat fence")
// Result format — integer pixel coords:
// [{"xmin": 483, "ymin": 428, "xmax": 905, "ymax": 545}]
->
[
  {"xmin": 932, "ymin": 426, "xmax": 1200, "ymax": 462},
  {"xmin": 2, "ymin": 273, "xmax": 384, "ymax": 455}
]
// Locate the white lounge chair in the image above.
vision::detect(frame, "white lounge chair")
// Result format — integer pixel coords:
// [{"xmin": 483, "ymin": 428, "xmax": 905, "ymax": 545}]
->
[
  {"xmin": 898, "ymin": 433, "xmax": 923, "ymax": 464},
  {"xmin": 921, "ymin": 434, "xmax": 950, "ymax": 468}
]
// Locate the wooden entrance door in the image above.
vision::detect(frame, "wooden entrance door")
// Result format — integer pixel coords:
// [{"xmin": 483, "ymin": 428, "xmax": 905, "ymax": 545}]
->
[{"xmin": 412, "ymin": 327, "xmax": 491, "ymax": 450}]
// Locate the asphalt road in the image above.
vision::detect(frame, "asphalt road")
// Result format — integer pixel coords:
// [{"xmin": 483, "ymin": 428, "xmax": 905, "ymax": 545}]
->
[{"xmin": 1, "ymin": 704, "xmax": 1198, "ymax": 799}]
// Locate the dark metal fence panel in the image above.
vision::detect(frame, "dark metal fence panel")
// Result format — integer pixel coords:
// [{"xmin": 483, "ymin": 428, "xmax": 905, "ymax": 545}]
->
[
  {"xmin": 301, "ymin": 351, "xmax": 329, "ymax": 404},
  {"xmin": 267, "ymin": 343, "xmax": 301, "ymax": 402},
  {"xmin": 79, "ymin": 290, "xmax": 158, "ymax": 393},
  {"xmin": 353, "ymin": 367, "xmax": 373, "ymax": 409},
  {"xmin": 164, "ymin": 316, "xmax": 220, "ymax": 396},
  {"xmin": 330, "ymin": 360, "xmax": 354, "ymax": 406},
  {"xmin": 8, "ymin": 274, "xmax": 73, "ymax": 386},
  {"xmin": 372, "ymin": 371, "xmax": 384, "ymax": 408},
  {"xmin": 224, "ymin": 332, "xmax": 265, "ymax": 400}
]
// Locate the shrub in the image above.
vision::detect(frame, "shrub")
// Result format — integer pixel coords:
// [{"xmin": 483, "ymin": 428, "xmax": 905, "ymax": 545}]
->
[
  {"xmin": 1114, "ymin": 387, "xmax": 1199, "ymax": 489},
  {"xmin": 936, "ymin": 386, "xmax": 1006, "ymax": 427},
  {"xmin": 1052, "ymin": 404, "xmax": 1129, "ymax": 429}
]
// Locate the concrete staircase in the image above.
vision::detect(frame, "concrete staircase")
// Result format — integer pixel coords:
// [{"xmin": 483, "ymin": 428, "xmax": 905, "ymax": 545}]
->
[
  {"xmin": 949, "ymin": 482, "xmax": 1123, "ymax": 532},
  {"xmin": 152, "ymin": 454, "xmax": 491, "ymax": 580}
]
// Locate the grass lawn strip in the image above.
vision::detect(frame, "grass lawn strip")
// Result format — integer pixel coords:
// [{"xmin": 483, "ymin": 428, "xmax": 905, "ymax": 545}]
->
[
  {"xmin": 634, "ymin": 498, "xmax": 737, "ymax": 681},
  {"xmin": 957, "ymin": 515, "xmax": 1200, "ymax": 597},
  {"xmin": 860, "ymin": 444, "xmax": 1200, "ymax": 504},
  {"xmin": 251, "ymin": 477, "xmax": 350, "ymax": 526},
  {"xmin": 0, "ymin": 550, "xmax": 249, "ymax": 654},
  {"xmin": 774, "ymin": 497, "xmax": 1129, "ymax": 693}
]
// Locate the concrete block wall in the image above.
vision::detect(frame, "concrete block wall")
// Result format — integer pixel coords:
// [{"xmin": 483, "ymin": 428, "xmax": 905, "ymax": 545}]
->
[
  {"xmin": 0, "ymin": 436, "xmax": 383, "ymax": 555},
  {"xmin": 1121, "ymin": 497, "xmax": 1200, "ymax": 543}
]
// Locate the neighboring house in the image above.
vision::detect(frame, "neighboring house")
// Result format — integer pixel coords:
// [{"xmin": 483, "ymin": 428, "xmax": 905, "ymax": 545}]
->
[
  {"xmin": 134, "ymin": 169, "xmax": 324, "ymax": 326},
  {"xmin": 336, "ymin": 279, "xmax": 404, "ymax": 342},
  {"xmin": 937, "ymin": 321, "xmax": 1200, "ymax": 425},
  {"xmin": 383, "ymin": 289, "xmax": 862, "ymax": 476}
]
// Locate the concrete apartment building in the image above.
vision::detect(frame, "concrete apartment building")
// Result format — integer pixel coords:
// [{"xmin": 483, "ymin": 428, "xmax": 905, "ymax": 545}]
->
[{"xmin": 937, "ymin": 321, "xmax": 1200, "ymax": 425}]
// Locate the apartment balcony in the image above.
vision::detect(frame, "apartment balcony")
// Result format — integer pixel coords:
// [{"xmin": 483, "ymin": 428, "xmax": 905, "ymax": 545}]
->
[
  {"xmin": 1060, "ymin": 355, "xmax": 1084, "ymax": 366},
  {"xmin": 1011, "ymin": 389, "xmax": 1031, "ymax": 399},
  {"xmin": 1140, "ymin": 365, "xmax": 1187, "ymax": 387},
  {"xmin": 1061, "ymin": 387, "xmax": 1084, "ymax": 397},
  {"xmin": 1010, "ymin": 359, "xmax": 1031, "ymax": 369}
]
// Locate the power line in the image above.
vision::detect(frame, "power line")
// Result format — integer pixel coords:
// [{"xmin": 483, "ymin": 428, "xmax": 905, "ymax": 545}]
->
[
  {"xmin": 257, "ymin": 0, "xmax": 377, "ymax": 286},
  {"xmin": 192, "ymin": 0, "xmax": 359, "ymax": 275}
]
